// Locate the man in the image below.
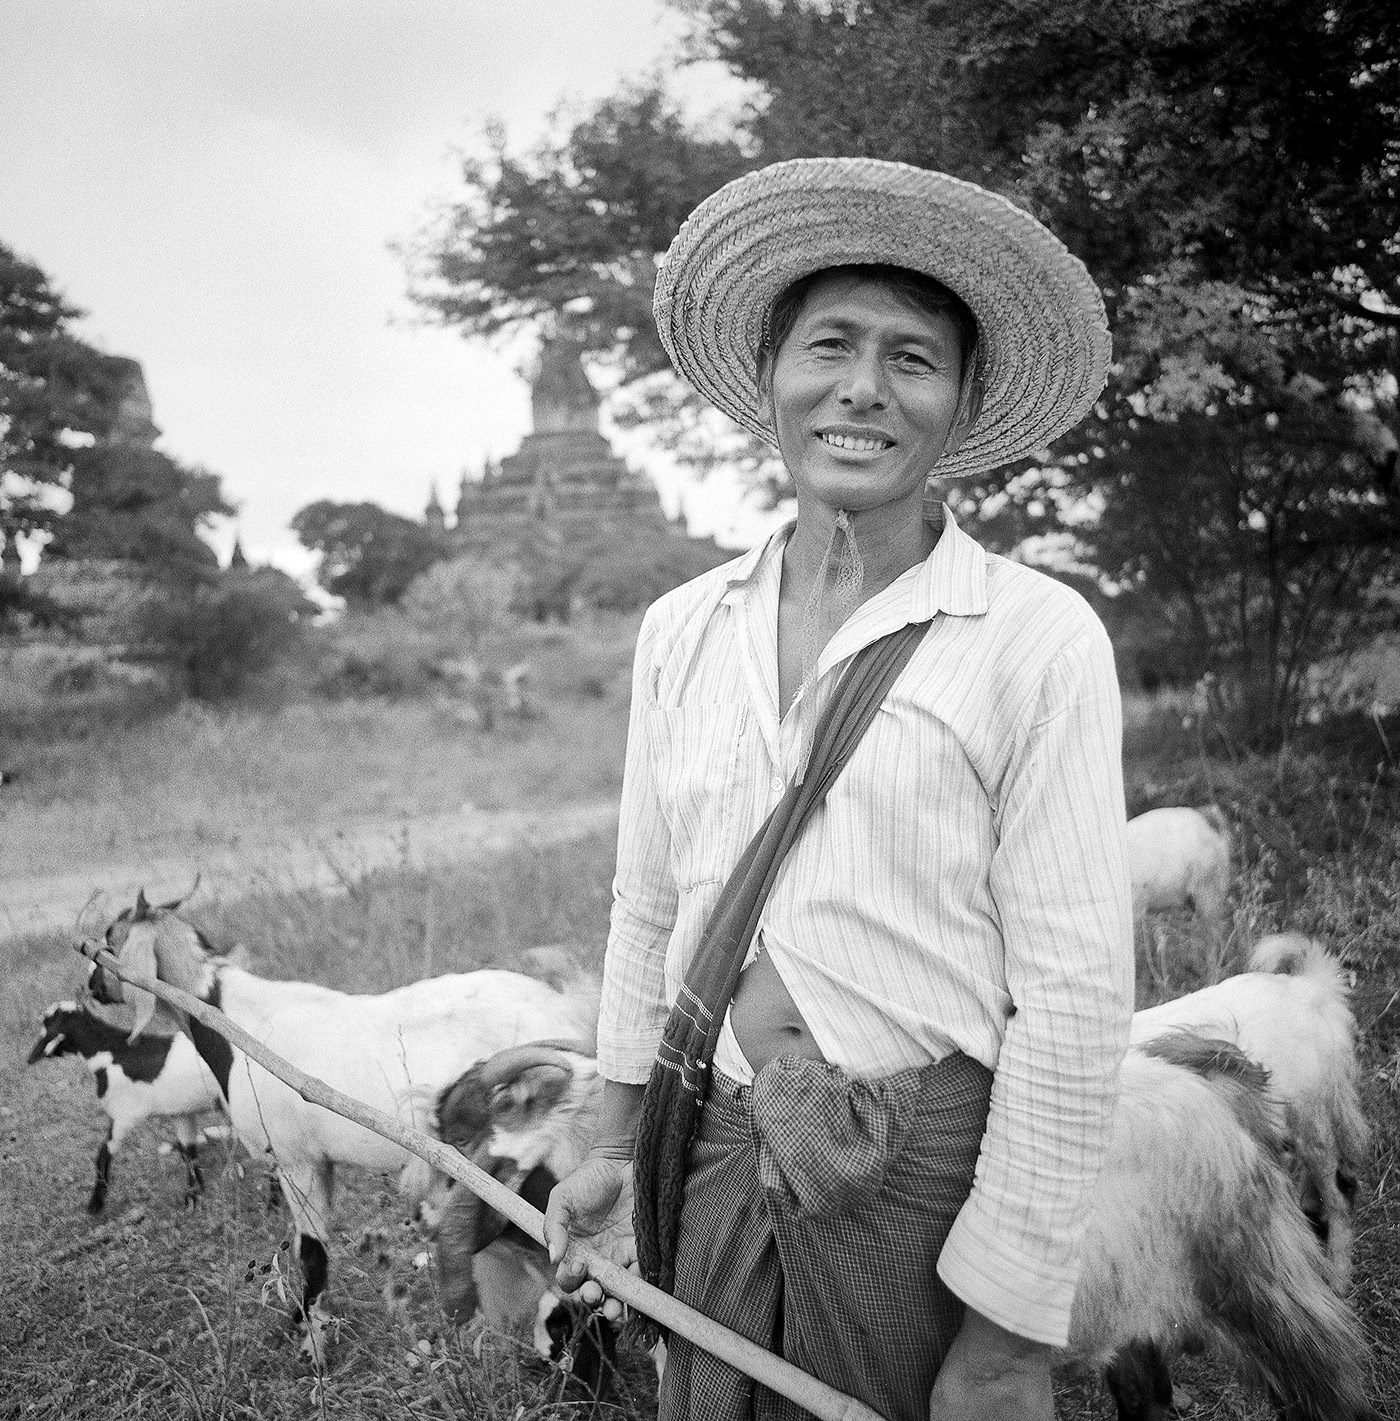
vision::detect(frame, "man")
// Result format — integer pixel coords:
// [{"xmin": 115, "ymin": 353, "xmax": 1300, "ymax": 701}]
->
[{"xmin": 545, "ymin": 157, "xmax": 1133, "ymax": 1421}]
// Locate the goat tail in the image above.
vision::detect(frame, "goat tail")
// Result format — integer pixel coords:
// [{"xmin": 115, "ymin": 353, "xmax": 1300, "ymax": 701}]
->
[
  {"xmin": 1205, "ymin": 1168, "xmax": 1375, "ymax": 1420},
  {"xmin": 1248, "ymin": 932, "xmax": 1338, "ymax": 983}
]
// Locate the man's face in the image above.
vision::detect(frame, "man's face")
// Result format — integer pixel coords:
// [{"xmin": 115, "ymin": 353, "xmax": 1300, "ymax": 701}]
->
[{"xmin": 758, "ymin": 272, "xmax": 981, "ymax": 517}]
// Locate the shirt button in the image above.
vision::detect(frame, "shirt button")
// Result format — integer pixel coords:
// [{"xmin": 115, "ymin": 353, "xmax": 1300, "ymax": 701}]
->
[{"xmin": 771, "ymin": 776, "xmax": 785, "ymax": 793}]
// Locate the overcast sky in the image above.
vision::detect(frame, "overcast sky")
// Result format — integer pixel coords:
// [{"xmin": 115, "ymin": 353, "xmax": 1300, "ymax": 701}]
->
[{"xmin": 1, "ymin": 0, "xmax": 781, "ymax": 576}]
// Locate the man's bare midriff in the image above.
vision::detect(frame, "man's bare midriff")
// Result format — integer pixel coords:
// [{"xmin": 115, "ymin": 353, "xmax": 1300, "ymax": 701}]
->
[{"xmin": 729, "ymin": 944, "xmax": 828, "ymax": 1072}]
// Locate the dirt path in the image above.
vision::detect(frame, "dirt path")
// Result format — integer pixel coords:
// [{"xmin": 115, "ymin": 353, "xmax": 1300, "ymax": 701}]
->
[{"xmin": 0, "ymin": 798, "xmax": 620, "ymax": 939}]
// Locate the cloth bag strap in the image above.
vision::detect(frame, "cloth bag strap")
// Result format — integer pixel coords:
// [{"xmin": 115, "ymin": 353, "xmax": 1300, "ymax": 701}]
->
[{"xmin": 633, "ymin": 615, "xmax": 932, "ymax": 1300}]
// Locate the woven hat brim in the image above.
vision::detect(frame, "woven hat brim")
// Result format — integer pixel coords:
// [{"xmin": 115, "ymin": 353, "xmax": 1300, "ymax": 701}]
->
[{"xmin": 653, "ymin": 158, "xmax": 1110, "ymax": 479}]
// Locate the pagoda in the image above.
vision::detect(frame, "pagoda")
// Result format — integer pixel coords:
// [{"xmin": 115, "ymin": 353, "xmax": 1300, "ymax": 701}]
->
[{"xmin": 447, "ymin": 338, "xmax": 670, "ymax": 551}]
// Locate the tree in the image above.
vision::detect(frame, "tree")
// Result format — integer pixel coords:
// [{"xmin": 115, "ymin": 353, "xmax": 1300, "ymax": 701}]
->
[
  {"xmin": 46, "ymin": 442, "xmax": 231, "ymax": 580},
  {"xmin": 0, "ymin": 242, "xmax": 113, "ymax": 559},
  {"xmin": 410, "ymin": 0, "xmax": 1400, "ymax": 738},
  {"xmin": 131, "ymin": 565, "xmax": 316, "ymax": 702},
  {"xmin": 2, "ymin": 243, "xmax": 234, "ymax": 584},
  {"xmin": 406, "ymin": 85, "xmax": 752, "ymax": 381},
  {"xmin": 290, "ymin": 499, "xmax": 447, "ymax": 607}
]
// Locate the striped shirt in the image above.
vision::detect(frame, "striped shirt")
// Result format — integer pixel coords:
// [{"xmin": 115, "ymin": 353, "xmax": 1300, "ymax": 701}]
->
[{"xmin": 597, "ymin": 506, "xmax": 1134, "ymax": 1346}]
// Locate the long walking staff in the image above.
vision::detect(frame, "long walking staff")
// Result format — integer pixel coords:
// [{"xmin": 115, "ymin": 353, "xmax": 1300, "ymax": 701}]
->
[{"xmin": 74, "ymin": 938, "xmax": 885, "ymax": 1421}]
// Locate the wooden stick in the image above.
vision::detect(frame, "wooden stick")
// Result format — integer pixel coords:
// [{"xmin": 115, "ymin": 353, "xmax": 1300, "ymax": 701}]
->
[{"xmin": 74, "ymin": 939, "xmax": 886, "ymax": 1421}]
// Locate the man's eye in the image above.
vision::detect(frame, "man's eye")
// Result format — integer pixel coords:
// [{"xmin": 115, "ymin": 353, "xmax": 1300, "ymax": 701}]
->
[{"xmin": 892, "ymin": 350, "xmax": 934, "ymax": 370}]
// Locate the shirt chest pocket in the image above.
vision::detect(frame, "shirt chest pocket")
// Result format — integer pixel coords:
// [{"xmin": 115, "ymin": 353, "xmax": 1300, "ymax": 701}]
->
[{"xmin": 648, "ymin": 702, "xmax": 749, "ymax": 890}]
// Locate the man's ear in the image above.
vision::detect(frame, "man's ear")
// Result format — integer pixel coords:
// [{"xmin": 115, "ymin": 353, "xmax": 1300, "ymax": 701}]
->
[
  {"xmin": 942, "ymin": 376, "xmax": 986, "ymax": 460},
  {"xmin": 754, "ymin": 348, "xmax": 775, "ymax": 431}
]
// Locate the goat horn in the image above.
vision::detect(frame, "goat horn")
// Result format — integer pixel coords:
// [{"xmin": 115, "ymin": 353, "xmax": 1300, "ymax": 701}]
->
[
  {"xmin": 73, "ymin": 889, "xmax": 107, "ymax": 942},
  {"xmin": 473, "ymin": 1039, "xmax": 592, "ymax": 1090},
  {"xmin": 157, "ymin": 872, "xmax": 201, "ymax": 912},
  {"xmin": 134, "ymin": 888, "xmax": 151, "ymax": 916}
]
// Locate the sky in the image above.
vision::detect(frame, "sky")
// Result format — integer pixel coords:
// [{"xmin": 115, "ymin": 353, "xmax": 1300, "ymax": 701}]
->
[{"xmin": 0, "ymin": 0, "xmax": 783, "ymax": 578}]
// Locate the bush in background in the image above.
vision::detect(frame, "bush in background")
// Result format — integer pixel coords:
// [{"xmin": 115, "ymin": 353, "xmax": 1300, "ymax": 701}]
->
[
  {"xmin": 401, "ymin": 556, "xmax": 518, "ymax": 653},
  {"xmin": 309, "ymin": 608, "xmax": 443, "ymax": 699},
  {"xmin": 130, "ymin": 567, "xmax": 314, "ymax": 702}
]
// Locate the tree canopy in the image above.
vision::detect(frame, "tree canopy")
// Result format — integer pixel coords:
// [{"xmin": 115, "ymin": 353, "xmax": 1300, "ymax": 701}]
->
[
  {"xmin": 1, "ymin": 241, "xmax": 232, "ymax": 584},
  {"xmin": 409, "ymin": 0, "xmax": 1399, "ymax": 736},
  {"xmin": 291, "ymin": 499, "xmax": 448, "ymax": 608}
]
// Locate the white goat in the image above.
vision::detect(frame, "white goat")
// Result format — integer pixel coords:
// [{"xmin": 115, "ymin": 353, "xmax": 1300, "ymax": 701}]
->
[
  {"xmin": 435, "ymin": 1035, "xmax": 1376, "ymax": 1421},
  {"xmin": 1132, "ymin": 932, "xmax": 1369, "ymax": 1285},
  {"xmin": 86, "ymin": 893, "xmax": 597, "ymax": 1363},
  {"xmin": 28, "ymin": 996, "xmax": 224, "ymax": 1213},
  {"xmin": 1073, "ymin": 1035, "xmax": 1374, "ymax": 1420},
  {"xmin": 1127, "ymin": 805, "xmax": 1232, "ymax": 931}
]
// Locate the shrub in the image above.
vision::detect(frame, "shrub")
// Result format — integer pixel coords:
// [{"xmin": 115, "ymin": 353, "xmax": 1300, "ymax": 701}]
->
[
  {"xmin": 401, "ymin": 556, "xmax": 519, "ymax": 652},
  {"xmin": 310, "ymin": 608, "xmax": 442, "ymax": 699},
  {"xmin": 130, "ymin": 568, "xmax": 314, "ymax": 702}
]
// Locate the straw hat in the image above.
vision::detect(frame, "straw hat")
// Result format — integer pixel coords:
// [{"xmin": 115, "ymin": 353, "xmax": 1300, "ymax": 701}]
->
[{"xmin": 653, "ymin": 157, "xmax": 1110, "ymax": 479}]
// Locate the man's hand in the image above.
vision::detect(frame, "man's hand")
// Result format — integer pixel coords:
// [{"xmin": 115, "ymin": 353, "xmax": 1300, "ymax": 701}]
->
[
  {"xmin": 544, "ymin": 1155, "xmax": 638, "ymax": 1323},
  {"xmin": 929, "ymin": 1307, "xmax": 1055, "ymax": 1421}
]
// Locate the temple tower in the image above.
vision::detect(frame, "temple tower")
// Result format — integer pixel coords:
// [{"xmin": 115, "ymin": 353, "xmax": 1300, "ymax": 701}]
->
[{"xmin": 450, "ymin": 337, "xmax": 668, "ymax": 549}]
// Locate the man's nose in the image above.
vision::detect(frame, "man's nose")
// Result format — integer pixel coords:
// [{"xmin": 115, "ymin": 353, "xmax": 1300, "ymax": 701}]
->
[{"xmin": 838, "ymin": 349, "xmax": 887, "ymax": 409}]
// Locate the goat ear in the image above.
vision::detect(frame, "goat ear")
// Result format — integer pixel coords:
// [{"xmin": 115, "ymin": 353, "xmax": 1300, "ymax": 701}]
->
[
  {"xmin": 499, "ymin": 1064, "xmax": 570, "ymax": 1118},
  {"xmin": 122, "ymin": 931, "xmax": 162, "ymax": 1043},
  {"xmin": 134, "ymin": 888, "xmax": 150, "ymax": 918}
]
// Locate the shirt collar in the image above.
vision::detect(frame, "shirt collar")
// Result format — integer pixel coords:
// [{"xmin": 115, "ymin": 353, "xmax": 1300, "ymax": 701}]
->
[{"xmin": 719, "ymin": 503, "xmax": 988, "ymax": 621}]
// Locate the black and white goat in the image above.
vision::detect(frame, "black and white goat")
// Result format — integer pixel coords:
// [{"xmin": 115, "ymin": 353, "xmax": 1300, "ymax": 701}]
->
[
  {"xmin": 433, "ymin": 1026, "xmax": 1377, "ymax": 1421},
  {"xmin": 28, "ymin": 996, "xmax": 224, "ymax": 1213},
  {"xmin": 86, "ymin": 892, "xmax": 598, "ymax": 1364},
  {"xmin": 425, "ymin": 1042, "xmax": 616, "ymax": 1392}
]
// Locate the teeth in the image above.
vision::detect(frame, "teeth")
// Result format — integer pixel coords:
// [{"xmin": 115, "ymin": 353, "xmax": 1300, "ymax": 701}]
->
[{"xmin": 820, "ymin": 433, "xmax": 890, "ymax": 452}]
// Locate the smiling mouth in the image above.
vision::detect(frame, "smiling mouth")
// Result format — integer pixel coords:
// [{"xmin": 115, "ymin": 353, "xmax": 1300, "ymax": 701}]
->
[{"xmin": 817, "ymin": 431, "xmax": 894, "ymax": 453}]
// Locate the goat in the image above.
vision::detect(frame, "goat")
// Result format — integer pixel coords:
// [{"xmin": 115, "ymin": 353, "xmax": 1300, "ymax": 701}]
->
[
  {"xmin": 422, "ymin": 1042, "xmax": 617, "ymax": 1391},
  {"xmin": 1127, "ymin": 805, "xmax": 1231, "ymax": 933},
  {"xmin": 1075, "ymin": 1035, "xmax": 1375, "ymax": 1421},
  {"xmin": 28, "ymin": 996, "xmax": 224, "ymax": 1213},
  {"xmin": 1132, "ymin": 933, "xmax": 1369, "ymax": 1285},
  {"xmin": 86, "ymin": 891, "xmax": 597, "ymax": 1364},
  {"xmin": 434, "ymin": 1037, "xmax": 1376, "ymax": 1421}
]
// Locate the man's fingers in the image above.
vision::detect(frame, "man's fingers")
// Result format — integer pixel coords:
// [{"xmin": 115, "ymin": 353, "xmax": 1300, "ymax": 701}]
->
[
  {"xmin": 544, "ymin": 1192, "xmax": 571, "ymax": 1266},
  {"xmin": 556, "ymin": 1242, "xmax": 591, "ymax": 1295}
]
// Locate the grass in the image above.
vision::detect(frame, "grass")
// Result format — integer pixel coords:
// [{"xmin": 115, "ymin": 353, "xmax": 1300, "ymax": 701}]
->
[
  {"xmin": 0, "ymin": 833, "xmax": 637, "ymax": 1421},
  {"xmin": 0, "ymin": 611, "xmax": 640, "ymax": 883},
  {"xmin": 1, "ymin": 678, "xmax": 1398, "ymax": 1418}
]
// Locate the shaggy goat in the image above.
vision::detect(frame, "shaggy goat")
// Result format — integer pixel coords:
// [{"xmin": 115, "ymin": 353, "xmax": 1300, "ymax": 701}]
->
[
  {"xmin": 86, "ymin": 892, "xmax": 597, "ymax": 1363},
  {"xmin": 1131, "ymin": 932, "xmax": 1369, "ymax": 1285},
  {"xmin": 434, "ymin": 1037, "xmax": 1376, "ymax": 1421},
  {"xmin": 1127, "ymin": 805, "xmax": 1232, "ymax": 932},
  {"xmin": 28, "ymin": 996, "xmax": 223, "ymax": 1212},
  {"xmin": 1075, "ymin": 1035, "xmax": 1374, "ymax": 1420}
]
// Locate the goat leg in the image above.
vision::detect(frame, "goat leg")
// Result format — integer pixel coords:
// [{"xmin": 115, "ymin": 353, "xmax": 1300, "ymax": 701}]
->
[
  {"xmin": 1105, "ymin": 1341, "xmax": 1173, "ymax": 1421},
  {"xmin": 87, "ymin": 1125, "xmax": 114, "ymax": 1215}
]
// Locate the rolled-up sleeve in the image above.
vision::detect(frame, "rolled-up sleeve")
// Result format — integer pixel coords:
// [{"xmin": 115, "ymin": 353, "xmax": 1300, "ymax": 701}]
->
[
  {"xmin": 596, "ymin": 607, "xmax": 680, "ymax": 1083},
  {"xmin": 937, "ymin": 622, "xmax": 1134, "ymax": 1346}
]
